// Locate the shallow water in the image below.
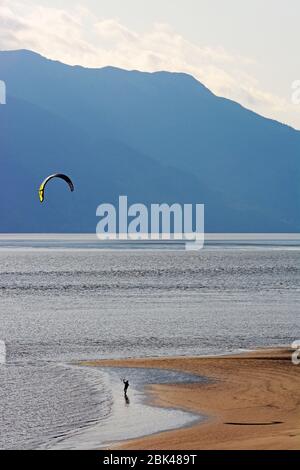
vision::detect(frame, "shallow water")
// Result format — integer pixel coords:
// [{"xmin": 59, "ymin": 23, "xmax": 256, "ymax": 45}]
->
[
  {"xmin": 48, "ymin": 367, "xmax": 204, "ymax": 450},
  {"xmin": 0, "ymin": 236, "xmax": 299, "ymax": 449}
]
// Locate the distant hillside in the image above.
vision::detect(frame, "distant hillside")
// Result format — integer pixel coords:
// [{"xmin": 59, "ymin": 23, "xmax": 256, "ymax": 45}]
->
[{"xmin": 0, "ymin": 49, "xmax": 299, "ymax": 232}]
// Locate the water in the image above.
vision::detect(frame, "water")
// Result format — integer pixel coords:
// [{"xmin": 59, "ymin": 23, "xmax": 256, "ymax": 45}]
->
[
  {"xmin": 0, "ymin": 235, "xmax": 299, "ymax": 449},
  {"xmin": 48, "ymin": 367, "xmax": 204, "ymax": 450}
]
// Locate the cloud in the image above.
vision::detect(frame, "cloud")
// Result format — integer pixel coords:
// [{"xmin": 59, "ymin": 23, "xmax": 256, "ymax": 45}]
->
[{"xmin": 0, "ymin": 0, "xmax": 299, "ymax": 128}]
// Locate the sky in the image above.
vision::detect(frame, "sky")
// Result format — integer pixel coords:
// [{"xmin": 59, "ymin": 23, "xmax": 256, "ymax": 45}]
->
[{"xmin": 1, "ymin": 0, "xmax": 300, "ymax": 128}]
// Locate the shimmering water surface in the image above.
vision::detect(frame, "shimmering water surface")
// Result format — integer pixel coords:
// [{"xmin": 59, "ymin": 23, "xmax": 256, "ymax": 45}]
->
[{"xmin": 0, "ymin": 235, "xmax": 299, "ymax": 449}]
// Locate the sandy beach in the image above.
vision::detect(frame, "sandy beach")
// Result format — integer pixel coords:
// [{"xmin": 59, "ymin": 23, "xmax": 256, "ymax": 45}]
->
[{"xmin": 81, "ymin": 348, "xmax": 300, "ymax": 450}]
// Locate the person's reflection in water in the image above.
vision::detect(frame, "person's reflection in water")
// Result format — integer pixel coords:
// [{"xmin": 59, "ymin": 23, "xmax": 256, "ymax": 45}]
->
[{"xmin": 124, "ymin": 393, "xmax": 130, "ymax": 405}]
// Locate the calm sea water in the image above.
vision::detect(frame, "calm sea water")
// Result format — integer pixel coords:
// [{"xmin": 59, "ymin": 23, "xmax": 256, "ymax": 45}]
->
[{"xmin": 0, "ymin": 235, "xmax": 299, "ymax": 449}]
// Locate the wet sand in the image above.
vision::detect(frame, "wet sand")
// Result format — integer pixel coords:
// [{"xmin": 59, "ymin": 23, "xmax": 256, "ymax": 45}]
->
[{"xmin": 81, "ymin": 348, "xmax": 300, "ymax": 450}]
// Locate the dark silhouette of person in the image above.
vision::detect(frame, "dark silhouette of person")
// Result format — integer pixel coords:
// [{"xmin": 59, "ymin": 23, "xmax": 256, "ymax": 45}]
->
[{"xmin": 123, "ymin": 379, "xmax": 129, "ymax": 395}]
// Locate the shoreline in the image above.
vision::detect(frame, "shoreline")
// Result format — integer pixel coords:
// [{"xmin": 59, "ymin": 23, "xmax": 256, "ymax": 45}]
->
[
  {"xmin": 50, "ymin": 366, "xmax": 203, "ymax": 450},
  {"xmin": 81, "ymin": 347, "xmax": 300, "ymax": 450}
]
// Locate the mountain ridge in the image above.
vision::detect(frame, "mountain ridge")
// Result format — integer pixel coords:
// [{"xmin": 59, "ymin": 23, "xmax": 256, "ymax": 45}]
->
[
  {"xmin": 0, "ymin": 49, "xmax": 299, "ymax": 232},
  {"xmin": 1, "ymin": 48, "xmax": 295, "ymax": 130}
]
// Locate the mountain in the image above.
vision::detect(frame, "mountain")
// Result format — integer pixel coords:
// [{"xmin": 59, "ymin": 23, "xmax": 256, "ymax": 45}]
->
[{"xmin": 0, "ymin": 49, "xmax": 299, "ymax": 232}]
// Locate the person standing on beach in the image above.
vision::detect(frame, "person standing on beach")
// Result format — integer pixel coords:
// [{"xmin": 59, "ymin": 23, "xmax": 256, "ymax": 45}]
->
[{"xmin": 123, "ymin": 379, "xmax": 129, "ymax": 395}]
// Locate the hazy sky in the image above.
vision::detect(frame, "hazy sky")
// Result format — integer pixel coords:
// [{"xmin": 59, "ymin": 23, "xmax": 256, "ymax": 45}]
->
[{"xmin": 1, "ymin": 0, "xmax": 300, "ymax": 128}]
